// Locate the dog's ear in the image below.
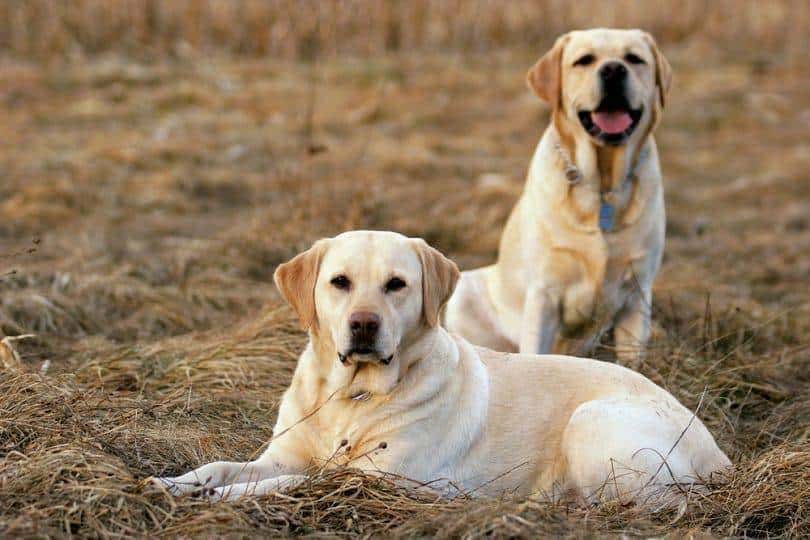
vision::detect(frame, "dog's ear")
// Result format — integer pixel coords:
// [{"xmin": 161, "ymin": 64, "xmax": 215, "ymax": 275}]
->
[
  {"xmin": 412, "ymin": 239, "xmax": 460, "ymax": 328},
  {"xmin": 527, "ymin": 34, "xmax": 570, "ymax": 110},
  {"xmin": 274, "ymin": 239, "xmax": 330, "ymax": 331},
  {"xmin": 643, "ymin": 32, "xmax": 672, "ymax": 109}
]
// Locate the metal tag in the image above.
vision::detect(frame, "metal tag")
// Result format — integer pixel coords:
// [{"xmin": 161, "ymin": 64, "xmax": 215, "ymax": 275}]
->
[{"xmin": 599, "ymin": 202, "xmax": 615, "ymax": 232}]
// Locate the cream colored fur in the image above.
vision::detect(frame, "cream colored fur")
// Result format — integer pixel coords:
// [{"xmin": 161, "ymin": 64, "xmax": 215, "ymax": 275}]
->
[
  {"xmin": 445, "ymin": 29, "xmax": 671, "ymax": 363},
  {"xmin": 154, "ymin": 231, "xmax": 729, "ymax": 504}
]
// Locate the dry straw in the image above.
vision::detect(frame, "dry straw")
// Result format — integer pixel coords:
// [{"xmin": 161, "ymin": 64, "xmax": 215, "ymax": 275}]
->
[
  {"xmin": 0, "ymin": 1, "xmax": 806, "ymax": 62},
  {"xmin": 0, "ymin": 1, "xmax": 808, "ymax": 536}
]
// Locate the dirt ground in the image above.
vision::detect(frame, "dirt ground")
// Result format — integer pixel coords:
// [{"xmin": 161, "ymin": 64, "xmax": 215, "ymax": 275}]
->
[{"xmin": 0, "ymin": 41, "xmax": 808, "ymax": 537}]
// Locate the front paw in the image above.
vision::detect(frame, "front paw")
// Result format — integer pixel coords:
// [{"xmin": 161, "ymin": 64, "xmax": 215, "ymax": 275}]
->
[
  {"xmin": 151, "ymin": 476, "xmax": 206, "ymax": 497},
  {"xmin": 151, "ymin": 476, "xmax": 179, "ymax": 495}
]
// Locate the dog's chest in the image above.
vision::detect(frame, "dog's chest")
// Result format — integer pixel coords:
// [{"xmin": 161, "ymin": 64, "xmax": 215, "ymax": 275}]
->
[
  {"xmin": 566, "ymin": 172, "xmax": 638, "ymax": 232},
  {"xmin": 306, "ymin": 399, "xmax": 387, "ymax": 464}
]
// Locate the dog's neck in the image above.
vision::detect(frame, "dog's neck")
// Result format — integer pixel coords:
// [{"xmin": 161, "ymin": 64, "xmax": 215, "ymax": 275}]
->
[{"xmin": 554, "ymin": 113, "xmax": 648, "ymax": 196}]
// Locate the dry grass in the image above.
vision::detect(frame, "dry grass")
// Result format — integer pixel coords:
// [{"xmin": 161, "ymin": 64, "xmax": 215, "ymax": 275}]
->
[
  {"xmin": 0, "ymin": 0, "xmax": 807, "ymax": 63},
  {"xmin": 1, "ymin": 3, "xmax": 809, "ymax": 537}
]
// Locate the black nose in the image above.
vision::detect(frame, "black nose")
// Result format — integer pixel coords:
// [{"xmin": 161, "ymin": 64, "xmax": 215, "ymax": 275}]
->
[
  {"xmin": 349, "ymin": 311, "xmax": 380, "ymax": 343},
  {"xmin": 599, "ymin": 61, "xmax": 627, "ymax": 83}
]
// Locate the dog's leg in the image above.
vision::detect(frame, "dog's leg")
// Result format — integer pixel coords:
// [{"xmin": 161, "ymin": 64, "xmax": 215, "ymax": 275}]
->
[
  {"xmin": 561, "ymin": 398, "xmax": 728, "ymax": 507},
  {"xmin": 209, "ymin": 473, "xmax": 309, "ymax": 501},
  {"xmin": 519, "ymin": 284, "xmax": 559, "ymax": 354},
  {"xmin": 153, "ymin": 461, "xmax": 271, "ymax": 496},
  {"xmin": 613, "ymin": 288, "xmax": 652, "ymax": 366},
  {"xmin": 153, "ymin": 445, "xmax": 308, "ymax": 497}
]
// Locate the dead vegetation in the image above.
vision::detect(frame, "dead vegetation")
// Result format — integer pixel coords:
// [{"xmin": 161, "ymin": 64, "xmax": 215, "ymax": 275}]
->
[
  {"xmin": 0, "ymin": 0, "xmax": 806, "ymax": 63},
  {"xmin": 0, "ymin": 1, "xmax": 809, "ymax": 537}
]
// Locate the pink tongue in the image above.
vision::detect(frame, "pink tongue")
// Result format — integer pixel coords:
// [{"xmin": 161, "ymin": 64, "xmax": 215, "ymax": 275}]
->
[{"xmin": 591, "ymin": 111, "xmax": 632, "ymax": 134}]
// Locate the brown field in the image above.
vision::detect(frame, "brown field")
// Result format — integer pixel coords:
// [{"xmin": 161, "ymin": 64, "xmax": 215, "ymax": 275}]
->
[{"xmin": 1, "ymin": 1, "xmax": 809, "ymax": 537}]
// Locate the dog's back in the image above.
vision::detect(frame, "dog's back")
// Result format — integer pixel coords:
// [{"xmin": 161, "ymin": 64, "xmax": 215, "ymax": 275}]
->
[{"xmin": 460, "ymin": 337, "xmax": 731, "ymax": 501}]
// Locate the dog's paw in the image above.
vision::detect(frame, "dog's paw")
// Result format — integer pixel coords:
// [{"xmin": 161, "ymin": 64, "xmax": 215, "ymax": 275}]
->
[
  {"xmin": 152, "ymin": 476, "xmax": 240, "ymax": 500},
  {"xmin": 151, "ymin": 476, "xmax": 201, "ymax": 497},
  {"xmin": 151, "ymin": 476, "xmax": 179, "ymax": 495}
]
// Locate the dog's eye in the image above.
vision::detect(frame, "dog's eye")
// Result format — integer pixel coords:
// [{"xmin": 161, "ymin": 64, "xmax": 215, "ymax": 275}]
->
[
  {"xmin": 384, "ymin": 277, "xmax": 406, "ymax": 292},
  {"xmin": 624, "ymin": 53, "xmax": 645, "ymax": 65},
  {"xmin": 330, "ymin": 275, "xmax": 351, "ymax": 290},
  {"xmin": 573, "ymin": 54, "xmax": 595, "ymax": 67}
]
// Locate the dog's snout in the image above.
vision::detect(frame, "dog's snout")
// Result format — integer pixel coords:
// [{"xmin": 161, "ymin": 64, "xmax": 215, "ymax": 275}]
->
[
  {"xmin": 349, "ymin": 311, "xmax": 381, "ymax": 342},
  {"xmin": 599, "ymin": 61, "xmax": 627, "ymax": 83}
]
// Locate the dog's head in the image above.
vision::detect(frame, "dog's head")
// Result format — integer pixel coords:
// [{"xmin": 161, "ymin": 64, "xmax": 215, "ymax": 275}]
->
[
  {"xmin": 274, "ymin": 231, "xmax": 459, "ymax": 396},
  {"xmin": 528, "ymin": 28, "xmax": 671, "ymax": 146}
]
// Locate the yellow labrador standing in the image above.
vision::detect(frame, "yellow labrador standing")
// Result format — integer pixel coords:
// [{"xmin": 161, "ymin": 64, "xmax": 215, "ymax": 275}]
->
[
  {"xmin": 154, "ymin": 231, "xmax": 729, "ymax": 503},
  {"xmin": 445, "ymin": 29, "xmax": 671, "ymax": 363}
]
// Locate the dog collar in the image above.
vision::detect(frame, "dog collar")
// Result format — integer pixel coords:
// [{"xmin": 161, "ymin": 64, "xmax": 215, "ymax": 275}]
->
[{"xmin": 553, "ymin": 140, "xmax": 647, "ymax": 232}]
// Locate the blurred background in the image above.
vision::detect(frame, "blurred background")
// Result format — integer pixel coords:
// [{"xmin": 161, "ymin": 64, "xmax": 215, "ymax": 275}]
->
[
  {"xmin": 0, "ymin": 0, "xmax": 806, "ymax": 61},
  {"xmin": 0, "ymin": 1, "xmax": 808, "ymax": 537}
]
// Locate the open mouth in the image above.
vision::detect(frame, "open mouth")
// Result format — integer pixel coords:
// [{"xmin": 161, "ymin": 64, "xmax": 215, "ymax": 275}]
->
[{"xmin": 578, "ymin": 98, "xmax": 642, "ymax": 145}]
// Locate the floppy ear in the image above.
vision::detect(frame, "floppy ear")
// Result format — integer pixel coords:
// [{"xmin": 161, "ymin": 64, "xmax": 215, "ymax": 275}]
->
[
  {"xmin": 643, "ymin": 32, "xmax": 672, "ymax": 109},
  {"xmin": 274, "ymin": 239, "xmax": 329, "ymax": 331},
  {"xmin": 527, "ymin": 34, "xmax": 570, "ymax": 110},
  {"xmin": 412, "ymin": 238, "xmax": 460, "ymax": 328}
]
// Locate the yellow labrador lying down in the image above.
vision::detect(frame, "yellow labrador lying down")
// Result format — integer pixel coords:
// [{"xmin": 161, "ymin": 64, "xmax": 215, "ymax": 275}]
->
[{"xmin": 154, "ymin": 231, "xmax": 729, "ymax": 503}]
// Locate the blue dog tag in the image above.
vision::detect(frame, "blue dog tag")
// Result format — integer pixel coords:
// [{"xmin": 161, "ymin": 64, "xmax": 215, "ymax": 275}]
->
[{"xmin": 599, "ymin": 202, "xmax": 615, "ymax": 232}]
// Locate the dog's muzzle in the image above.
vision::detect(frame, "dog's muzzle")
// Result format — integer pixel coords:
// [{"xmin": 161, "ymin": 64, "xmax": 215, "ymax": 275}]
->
[
  {"xmin": 338, "ymin": 310, "xmax": 393, "ymax": 366},
  {"xmin": 577, "ymin": 62, "xmax": 643, "ymax": 145}
]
